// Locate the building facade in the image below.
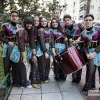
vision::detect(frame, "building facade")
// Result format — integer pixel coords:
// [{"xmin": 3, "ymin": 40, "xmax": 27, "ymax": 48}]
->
[{"xmin": 64, "ymin": 0, "xmax": 100, "ymax": 23}]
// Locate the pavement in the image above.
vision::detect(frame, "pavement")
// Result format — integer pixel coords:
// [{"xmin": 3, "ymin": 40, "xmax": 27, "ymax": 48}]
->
[{"xmin": 8, "ymin": 66, "xmax": 100, "ymax": 100}]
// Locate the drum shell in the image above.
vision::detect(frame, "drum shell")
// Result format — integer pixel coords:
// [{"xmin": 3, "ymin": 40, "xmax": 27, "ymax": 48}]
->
[{"xmin": 54, "ymin": 46, "xmax": 86, "ymax": 74}]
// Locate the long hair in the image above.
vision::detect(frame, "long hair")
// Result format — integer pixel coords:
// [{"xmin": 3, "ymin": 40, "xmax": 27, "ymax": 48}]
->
[
  {"xmin": 24, "ymin": 17, "xmax": 34, "ymax": 35},
  {"xmin": 50, "ymin": 17, "xmax": 63, "ymax": 33},
  {"xmin": 32, "ymin": 16, "xmax": 40, "ymax": 34},
  {"xmin": 24, "ymin": 17, "xmax": 33, "ymax": 29},
  {"xmin": 39, "ymin": 16, "xmax": 48, "ymax": 29}
]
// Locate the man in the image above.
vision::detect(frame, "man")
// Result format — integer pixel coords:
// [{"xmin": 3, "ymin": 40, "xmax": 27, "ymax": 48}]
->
[
  {"xmin": 53, "ymin": 9, "xmax": 64, "ymax": 26},
  {"xmin": 0, "ymin": 10, "xmax": 28, "ymax": 87},
  {"xmin": 79, "ymin": 14, "xmax": 100, "ymax": 94},
  {"xmin": 62, "ymin": 14, "xmax": 84, "ymax": 84}
]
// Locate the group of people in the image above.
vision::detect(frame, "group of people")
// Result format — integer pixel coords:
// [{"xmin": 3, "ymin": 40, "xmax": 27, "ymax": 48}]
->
[{"xmin": 0, "ymin": 9, "xmax": 100, "ymax": 94}]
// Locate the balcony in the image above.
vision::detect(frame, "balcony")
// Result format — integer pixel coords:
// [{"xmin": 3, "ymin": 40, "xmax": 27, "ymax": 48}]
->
[
  {"xmin": 79, "ymin": 8, "xmax": 84, "ymax": 12},
  {"xmin": 80, "ymin": 0, "xmax": 85, "ymax": 3},
  {"xmin": 79, "ymin": 4, "xmax": 87, "ymax": 12}
]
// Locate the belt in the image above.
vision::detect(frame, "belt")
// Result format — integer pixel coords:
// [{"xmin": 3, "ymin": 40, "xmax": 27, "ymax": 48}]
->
[
  {"xmin": 72, "ymin": 36, "xmax": 79, "ymax": 40},
  {"xmin": 55, "ymin": 38, "xmax": 64, "ymax": 43},
  {"xmin": 4, "ymin": 36, "xmax": 16, "ymax": 42},
  {"xmin": 88, "ymin": 41, "xmax": 98, "ymax": 48},
  {"xmin": 45, "ymin": 38, "xmax": 50, "ymax": 43}
]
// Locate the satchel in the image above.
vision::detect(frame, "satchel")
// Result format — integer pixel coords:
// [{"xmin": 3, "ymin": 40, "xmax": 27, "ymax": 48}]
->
[
  {"xmin": 27, "ymin": 46, "xmax": 32, "ymax": 60},
  {"xmin": 10, "ymin": 45, "xmax": 20, "ymax": 63}
]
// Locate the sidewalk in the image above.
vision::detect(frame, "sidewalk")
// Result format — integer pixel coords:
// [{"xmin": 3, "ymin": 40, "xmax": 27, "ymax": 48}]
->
[{"xmin": 8, "ymin": 66, "xmax": 100, "ymax": 100}]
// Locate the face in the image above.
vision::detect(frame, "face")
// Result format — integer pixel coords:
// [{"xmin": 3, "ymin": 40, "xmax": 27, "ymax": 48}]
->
[
  {"xmin": 52, "ymin": 19, "xmax": 58, "ymax": 28},
  {"xmin": 26, "ymin": 23, "xmax": 32, "ymax": 29},
  {"xmin": 84, "ymin": 16, "xmax": 93, "ymax": 28},
  {"xmin": 40, "ymin": 18, "xmax": 47, "ymax": 27},
  {"xmin": 33, "ymin": 17, "xmax": 39, "ymax": 26},
  {"xmin": 54, "ymin": 10, "xmax": 61, "ymax": 19},
  {"xmin": 64, "ymin": 18, "xmax": 72, "ymax": 26},
  {"xmin": 10, "ymin": 12, "xmax": 19, "ymax": 23}
]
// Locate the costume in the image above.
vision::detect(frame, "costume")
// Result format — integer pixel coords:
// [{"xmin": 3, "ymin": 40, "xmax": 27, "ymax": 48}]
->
[
  {"xmin": 81, "ymin": 26, "xmax": 100, "ymax": 93},
  {"xmin": 38, "ymin": 28, "xmax": 51, "ymax": 82},
  {"xmin": 0, "ymin": 22, "xmax": 28, "ymax": 87},
  {"xmin": 51, "ymin": 28, "xmax": 67, "ymax": 81},
  {"xmin": 18, "ymin": 27, "xmax": 40, "ymax": 85},
  {"xmin": 63, "ymin": 23, "xmax": 84, "ymax": 83}
]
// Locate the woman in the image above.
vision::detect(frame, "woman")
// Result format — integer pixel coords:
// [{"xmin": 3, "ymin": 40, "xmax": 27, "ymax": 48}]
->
[
  {"xmin": 38, "ymin": 16, "xmax": 51, "ymax": 82},
  {"xmin": 78, "ymin": 14, "xmax": 100, "ymax": 94},
  {"xmin": 50, "ymin": 18, "xmax": 67, "ymax": 81},
  {"xmin": 18, "ymin": 17, "xmax": 40, "ymax": 89}
]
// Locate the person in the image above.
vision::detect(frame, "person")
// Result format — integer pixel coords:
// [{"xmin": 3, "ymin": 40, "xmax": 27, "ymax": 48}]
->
[
  {"xmin": 53, "ymin": 9, "xmax": 64, "ymax": 26},
  {"xmin": 37, "ymin": 16, "xmax": 51, "ymax": 82},
  {"xmin": 0, "ymin": 10, "xmax": 28, "ymax": 87},
  {"xmin": 62, "ymin": 14, "xmax": 85, "ymax": 84},
  {"xmin": 50, "ymin": 17, "xmax": 67, "ymax": 81},
  {"xmin": 79, "ymin": 14, "xmax": 100, "ymax": 94},
  {"xmin": 18, "ymin": 17, "xmax": 40, "ymax": 89}
]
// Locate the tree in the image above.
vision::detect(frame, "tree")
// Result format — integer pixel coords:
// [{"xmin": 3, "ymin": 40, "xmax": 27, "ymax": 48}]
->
[
  {"xmin": 0, "ymin": 0, "xmax": 67, "ymax": 23},
  {"xmin": 86, "ymin": 0, "xmax": 91, "ymax": 14}
]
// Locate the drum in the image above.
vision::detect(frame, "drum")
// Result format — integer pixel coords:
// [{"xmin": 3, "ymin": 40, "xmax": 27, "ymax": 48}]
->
[{"xmin": 54, "ymin": 46, "xmax": 86, "ymax": 74}]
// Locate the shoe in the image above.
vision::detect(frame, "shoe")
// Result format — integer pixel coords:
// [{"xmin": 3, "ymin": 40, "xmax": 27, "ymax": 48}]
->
[
  {"xmin": 44, "ymin": 78, "xmax": 50, "ymax": 83},
  {"xmin": 7, "ymin": 79, "xmax": 11, "ymax": 87},
  {"xmin": 82, "ymin": 83, "xmax": 91, "ymax": 94},
  {"xmin": 91, "ymin": 83, "xmax": 96, "ymax": 90},
  {"xmin": 60, "ymin": 75, "xmax": 67, "ymax": 81},
  {"xmin": 99, "ymin": 88, "xmax": 100, "ymax": 90},
  {"xmin": 54, "ymin": 77, "xmax": 60, "ymax": 81},
  {"xmin": 32, "ymin": 84, "xmax": 40, "ymax": 89},
  {"xmin": 60, "ymin": 77, "xmax": 66, "ymax": 81},
  {"xmin": 72, "ymin": 78, "xmax": 81, "ymax": 84},
  {"xmin": 27, "ymin": 85, "xmax": 32, "ymax": 88}
]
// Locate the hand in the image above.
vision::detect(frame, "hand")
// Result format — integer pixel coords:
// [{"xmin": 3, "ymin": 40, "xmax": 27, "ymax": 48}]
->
[
  {"xmin": 75, "ymin": 40, "xmax": 80, "ymax": 43},
  {"xmin": 72, "ymin": 41, "xmax": 76, "ymax": 45},
  {"xmin": 86, "ymin": 54, "xmax": 91, "ymax": 59},
  {"xmin": 53, "ymin": 52, "xmax": 57, "ymax": 57},
  {"xmin": 8, "ymin": 42, "xmax": 15, "ymax": 48},
  {"xmin": 32, "ymin": 55, "xmax": 37, "ymax": 62},
  {"xmin": 23, "ymin": 58, "xmax": 27, "ymax": 63},
  {"xmin": 89, "ymin": 52, "xmax": 96, "ymax": 59},
  {"xmin": 18, "ymin": 28, "xmax": 24, "ymax": 32},
  {"xmin": 45, "ymin": 52, "xmax": 49, "ymax": 59}
]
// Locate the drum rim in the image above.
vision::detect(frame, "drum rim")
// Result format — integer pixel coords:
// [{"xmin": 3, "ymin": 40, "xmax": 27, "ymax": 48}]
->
[
  {"xmin": 54, "ymin": 46, "xmax": 76, "ymax": 59},
  {"xmin": 69, "ymin": 64, "xmax": 86, "ymax": 74}
]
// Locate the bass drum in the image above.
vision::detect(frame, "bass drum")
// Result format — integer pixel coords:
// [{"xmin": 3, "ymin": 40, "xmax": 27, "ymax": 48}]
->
[{"xmin": 54, "ymin": 46, "xmax": 86, "ymax": 74}]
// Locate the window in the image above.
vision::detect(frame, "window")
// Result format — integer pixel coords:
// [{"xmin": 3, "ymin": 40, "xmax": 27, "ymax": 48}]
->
[
  {"xmin": 73, "ymin": 10, "xmax": 75, "ymax": 13},
  {"xmin": 98, "ymin": 14, "xmax": 100, "ymax": 19},
  {"xmin": 79, "ymin": 15, "xmax": 84, "ymax": 19},
  {"xmin": 73, "ymin": 1, "xmax": 75, "ymax": 7},
  {"xmin": 98, "ymin": 7, "xmax": 100, "ymax": 11},
  {"xmin": 80, "ymin": 4, "xmax": 85, "ymax": 11},
  {"xmin": 90, "ymin": 5, "xmax": 94, "ymax": 9}
]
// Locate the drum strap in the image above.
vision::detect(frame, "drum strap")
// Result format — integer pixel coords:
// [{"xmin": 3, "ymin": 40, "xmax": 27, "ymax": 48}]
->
[
  {"xmin": 53, "ymin": 57, "xmax": 65, "ymax": 74},
  {"xmin": 98, "ymin": 29, "xmax": 100, "ymax": 44}
]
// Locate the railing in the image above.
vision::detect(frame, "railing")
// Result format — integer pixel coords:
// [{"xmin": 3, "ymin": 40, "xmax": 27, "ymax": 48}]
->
[{"xmin": 0, "ymin": 69, "xmax": 12, "ymax": 100}]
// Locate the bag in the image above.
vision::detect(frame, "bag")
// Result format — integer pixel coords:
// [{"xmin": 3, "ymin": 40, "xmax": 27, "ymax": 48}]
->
[
  {"xmin": 10, "ymin": 45, "xmax": 20, "ymax": 63},
  {"xmin": 27, "ymin": 46, "xmax": 32, "ymax": 60},
  {"xmin": 24, "ymin": 62, "xmax": 31, "ymax": 81}
]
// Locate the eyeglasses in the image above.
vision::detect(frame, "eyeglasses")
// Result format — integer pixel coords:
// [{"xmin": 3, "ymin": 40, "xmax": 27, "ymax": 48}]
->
[
  {"xmin": 85, "ymin": 19, "xmax": 92, "ymax": 22},
  {"xmin": 11, "ymin": 15, "xmax": 18, "ymax": 17}
]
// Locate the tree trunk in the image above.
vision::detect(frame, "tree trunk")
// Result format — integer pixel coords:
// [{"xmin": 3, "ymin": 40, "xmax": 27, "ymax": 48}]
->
[
  {"xmin": 86, "ymin": 0, "xmax": 91, "ymax": 14},
  {"xmin": 53, "ymin": 0, "xmax": 56, "ymax": 4}
]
